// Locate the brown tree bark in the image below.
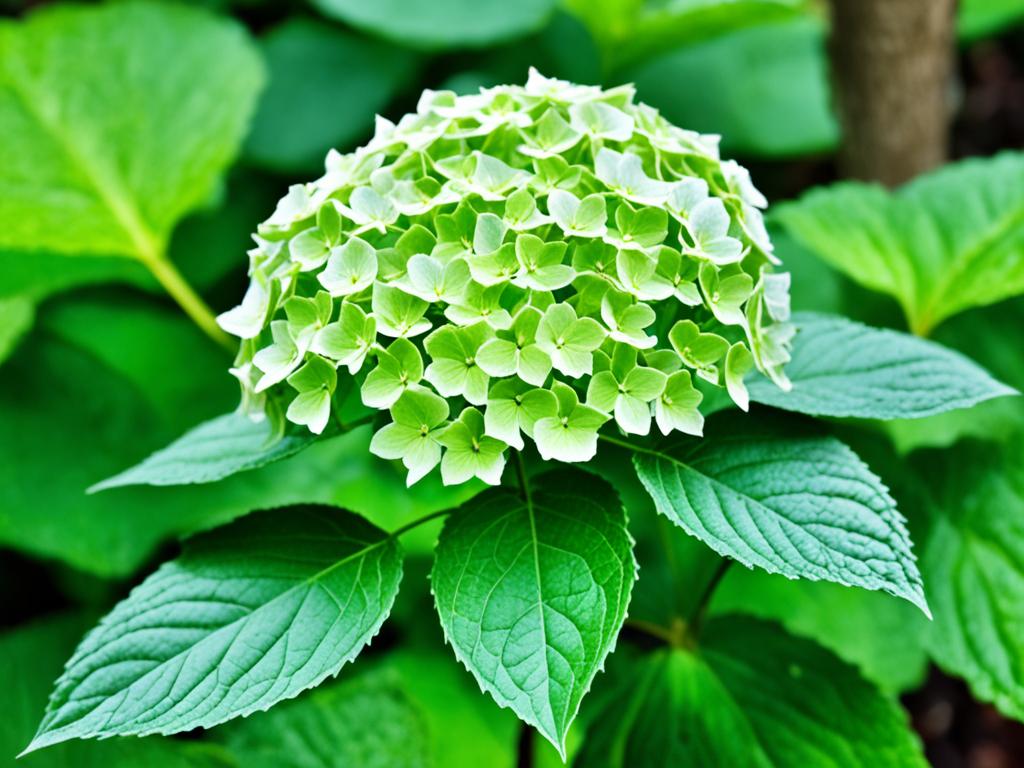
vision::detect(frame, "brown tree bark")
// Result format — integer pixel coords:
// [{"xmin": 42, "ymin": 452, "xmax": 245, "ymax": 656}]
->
[{"xmin": 827, "ymin": 0, "xmax": 957, "ymax": 187}]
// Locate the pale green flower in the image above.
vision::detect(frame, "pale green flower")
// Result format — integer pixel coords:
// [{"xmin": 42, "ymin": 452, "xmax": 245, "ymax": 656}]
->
[
  {"xmin": 534, "ymin": 381, "xmax": 609, "ymax": 463},
  {"xmin": 369, "ymin": 386, "xmax": 449, "ymax": 486},
  {"xmin": 436, "ymin": 407, "xmax": 507, "ymax": 486}
]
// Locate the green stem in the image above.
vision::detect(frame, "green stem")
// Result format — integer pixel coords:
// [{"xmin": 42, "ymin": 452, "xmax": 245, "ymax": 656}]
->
[
  {"xmin": 513, "ymin": 450, "xmax": 532, "ymax": 505},
  {"xmin": 143, "ymin": 251, "xmax": 234, "ymax": 352},
  {"xmin": 689, "ymin": 559, "xmax": 732, "ymax": 636},
  {"xmin": 389, "ymin": 509, "xmax": 451, "ymax": 539},
  {"xmin": 597, "ymin": 433, "xmax": 662, "ymax": 458}
]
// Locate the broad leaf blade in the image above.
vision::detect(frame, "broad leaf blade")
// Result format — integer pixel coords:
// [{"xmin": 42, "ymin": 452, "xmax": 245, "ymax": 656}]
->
[
  {"xmin": 26, "ymin": 506, "xmax": 402, "ymax": 752},
  {"xmin": 0, "ymin": 2, "xmax": 262, "ymax": 258},
  {"xmin": 633, "ymin": 417, "xmax": 929, "ymax": 614},
  {"xmin": 431, "ymin": 469, "xmax": 636, "ymax": 757},
  {"xmin": 225, "ymin": 669, "xmax": 429, "ymax": 768},
  {"xmin": 916, "ymin": 437, "xmax": 1024, "ymax": 721},
  {"xmin": 577, "ymin": 617, "xmax": 926, "ymax": 767},
  {"xmin": 748, "ymin": 312, "xmax": 1017, "ymax": 420},
  {"xmin": 90, "ymin": 412, "xmax": 322, "ymax": 491},
  {"xmin": 774, "ymin": 152, "xmax": 1024, "ymax": 334}
]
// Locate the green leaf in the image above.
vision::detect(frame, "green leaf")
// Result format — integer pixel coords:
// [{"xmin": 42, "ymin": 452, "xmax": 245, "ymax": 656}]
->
[
  {"xmin": 431, "ymin": 469, "xmax": 636, "ymax": 757},
  {"xmin": 246, "ymin": 19, "xmax": 416, "ymax": 172},
  {"xmin": 564, "ymin": 0, "xmax": 808, "ymax": 71},
  {"xmin": 575, "ymin": 616, "xmax": 926, "ymax": 767},
  {"xmin": 629, "ymin": 18, "xmax": 837, "ymax": 158},
  {"xmin": 959, "ymin": 0, "xmax": 1024, "ymax": 40},
  {"xmin": 774, "ymin": 152, "xmax": 1024, "ymax": 334},
  {"xmin": 748, "ymin": 312, "xmax": 1016, "ymax": 420},
  {"xmin": 2, "ymin": 615, "xmax": 233, "ymax": 768},
  {"xmin": 224, "ymin": 669, "xmax": 429, "ymax": 768},
  {"xmin": 915, "ymin": 437, "xmax": 1024, "ymax": 721},
  {"xmin": 27, "ymin": 506, "xmax": 403, "ymax": 752},
  {"xmin": 713, "ymin": 569, "xmax": 930, "ymax": 695},
  {"xmin": 0, "ymin": 295, "xmax": 33, "ymax": 365},
  {"xmin": 0, "ymin": 2, "xmax": 262, "ymax": 279},
  {"xmin": 311, "ymin": 0, "xmax": 557, "ymax": 50},
  {"xmin": 90, "ymin": 412, "xmax": 322, "ymax": 491},
  {"xmin": 632, "ymin": 415, "xmax": 930, "ymax": 614}
]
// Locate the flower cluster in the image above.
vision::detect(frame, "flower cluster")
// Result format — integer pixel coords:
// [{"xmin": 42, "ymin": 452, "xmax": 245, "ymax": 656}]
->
[{"xmin": 218, "ymin": 69, "xmax": 793, "ymax": 486}]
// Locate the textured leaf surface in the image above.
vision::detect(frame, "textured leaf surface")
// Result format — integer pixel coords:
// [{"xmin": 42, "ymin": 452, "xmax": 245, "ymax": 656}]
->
[
  {"xmin": 630, "ymin": 19, "xmax": 836, "ymax": 157},
  {"xmin": 225, "ymin": 669, "xmax": 428, "ymax": 768},
  {"xmin": 27, "ymin": 506, "xmax": 402, "ymax": 751},
  {"xmin": 246, "ymin": 19, "xmax": 416, "ymax": 172},
  {"xmin": 0, "ymin": 3, "xmax": 262, "ymax": 262},
  {"xmin": 310, "ymin": 0, "xmax": 556, "ymax": 49},
  {"xmin": 576, "ymin": 616, "xmax": 926, "ymax": 767},
  {"xmin": 3, "ymin": 615, "xmax": 233, "ymax": 768},
  {"xmin": 0, "ymin": 295, "xmax": 33, "ymax": 365},
  {"xmin": 747, "ymin": 313, "xmax": 1016, "ymax": 420},
  {"xmin": 774, "ymin": 152, "xmax": 1024, "ymax": 334},
  {"xmin": 91, "ymin": 411, "xmax": 322, "ymax": 491},
  {"xmin": 431, "ymin": 469, "xmax": 635, "ymax": 756},
  {"xmin": 633, "ymin": 417, "xmax": 929, "ymax": 613},
  {"xmin": 916, "ymin": 438, "xmax": 1024, "ymax": 721}
]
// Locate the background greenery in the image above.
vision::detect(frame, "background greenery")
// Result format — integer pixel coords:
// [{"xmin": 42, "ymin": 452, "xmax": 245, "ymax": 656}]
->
[{"xmin": 1, "ymin": 0, "xmax": 1022, "ymax": 765}]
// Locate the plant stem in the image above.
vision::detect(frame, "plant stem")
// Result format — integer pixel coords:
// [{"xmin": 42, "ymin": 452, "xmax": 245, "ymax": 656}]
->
[
  {"xmin": 597, "ymin": 433, "xmax": 662, "ymax": 458},
  {"xmin": 689, "ymin": 558, "xmax": 732, "ymax": 636},
  {"xmin": 142, "ymin": 251, "xmax": 234, "ymax": 352},
  {"xmin": 516, "ymin": 722, "xmax": 534, "ymax": 768},
  {"xmin": 624, "ymin": 618, "xmax": 682, "ymax": 647},
  {"xmin": 513, "ymin": 450, "xmax": 532, "ymax": 504},
  {"xmin": 389, "ymin": 509, "xmax": 451, "ymax": 539}
]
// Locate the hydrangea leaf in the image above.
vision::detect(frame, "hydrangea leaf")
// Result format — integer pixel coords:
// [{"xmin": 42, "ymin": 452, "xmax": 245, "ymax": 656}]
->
[
  {"xmin": 484, "ymin": 379, "xmax": 558, "ymax": 450},
  {"xmin": 435, "ymin": 407, "xmax": 507, "ymax": 485},
  {"xmin": 369, "ymin": 386, "xmax": 449, "ymax": 485},
  {"xmin": 24, "ymin": 507, "xmax": 402, "ymax": 753},
  {"xmin": 575, "ymin": 616, "xmax": 926, "ymax": 768},
  {"xmin": 773, "ymin": 152, "xmax": 1024, "ymax": 335},
  {"xmin": 312, "ymin": 301, "xmax": 376, "ymax": 373},
  {"xmin": 0, "ymin": 3, "xmax": 263, "ymax": 299},
  {"xmin": 534, "ymin": 382, "xmax": 610, "ymax": 462},
  {"xmin": 535, "ymin": 303, "xmax": 606, "ymax": 378},
  {"xmin": 913, "ymin": 438, "xmax": 1024, "ymax": 721},
  {"xmin": 424, "ymin": 323, "xmax": 494, "ymax": 405},
  {"xmin": 431, "ymin": 470, "xmax": 636, "ymax": 757},
  {"xmin": 632, "ymin": 415, "xmax": 930, "ymax": 615},
  {"xmin": 361, "ymin": 337, "xmax": 423, "ymax": 409},
  {"xmin": 747, "ymin": 313, "xmax": 1017, "ymax": 420},
  {"xmin": 655, "ymin": 369, "xmax": 704, "ymax": 436}
]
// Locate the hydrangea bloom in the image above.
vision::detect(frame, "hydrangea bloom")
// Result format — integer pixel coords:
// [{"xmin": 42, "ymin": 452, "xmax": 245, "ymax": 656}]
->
[{"xmin": 219, "ymin": 69, "xmax": 794, "ymax": 486}]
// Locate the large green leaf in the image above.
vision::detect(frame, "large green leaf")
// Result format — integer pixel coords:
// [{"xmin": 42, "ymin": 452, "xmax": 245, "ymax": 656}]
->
[
  {"xmin": 712, "ymin": 570, "xmax": 930, "ymax": 694},
  {"xmin": 224, "ymin": 669, "xmax": 428, "ymax": 768},
  {"xmin": 747, "ymin": 312, "xmax": 1016, "ymax": 420},
  {"xmin": 916, "ymin": 437, "xmax": 1024, "ymax": 721},
  {"xmin": 629, "ymin": 18, "xmax": 836, "ymax": 157},
  {"xmin": 246, "ymin": 19, "xmax": 417, "ymax": 173},
  {"xmin": 575, "ymin": 616, "xmax": 926, "ymax": 767},
  {"xmin": 3, "ymin": 615, "xmax": 234, "ymax": 768},
  {"xmin": 27, "ymin": 506, "xmax": 402, "ymax": 752},
  {"xmin": 90, "ymin": 412, "xmax": 323, "ymax": 491},
  {"xmin": 632, "ymin": 416, "xmax": 929, "ymax": 614},
  {"xmin": 564, "ymin": 0, "xmax": 809, "ymax": 71},
  {"xmin": 431, "ymin": 469, "xmax": 636, "ymax": 757},
  {"xmin": 0, "ymin": 295, "xmax": 32, "ymax": 365},
  {"xmin": 309, "ymin": 0, "xmax": 557, "ymax": 50},
  {"xmin": 959, "ymin": 0, "xmax": 1024, "ymax": 40},
  {"xmin": 774, "ymin": 152, "xmax": 1024, "ymax": 335},
  {"xmin": 0, "ymin": 3, "xmax": 262, "ymax": 312}
]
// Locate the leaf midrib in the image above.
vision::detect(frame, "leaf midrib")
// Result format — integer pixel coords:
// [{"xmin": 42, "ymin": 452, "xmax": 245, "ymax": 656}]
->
[
  {"xmin": 4, "ymin": 56, "xmax": 162, "ymax": 263},
  {"xmin": 36, "ymin": 531, "xmax": 392, "ymax": 747}
]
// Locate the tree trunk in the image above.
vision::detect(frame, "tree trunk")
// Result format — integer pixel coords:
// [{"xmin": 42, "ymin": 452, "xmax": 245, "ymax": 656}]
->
[{"xmin": 827, "ymin": 0, "xmax": 957, "ymax": 187}]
